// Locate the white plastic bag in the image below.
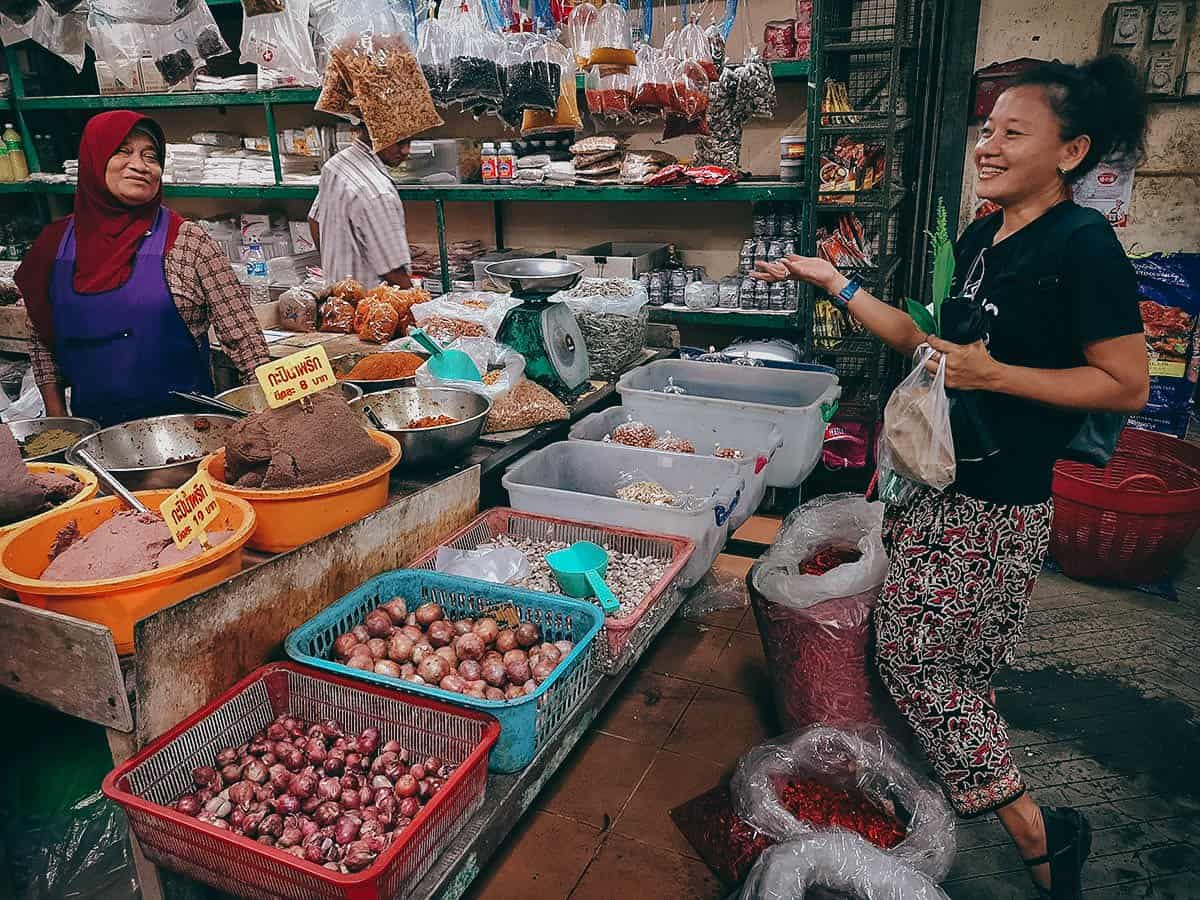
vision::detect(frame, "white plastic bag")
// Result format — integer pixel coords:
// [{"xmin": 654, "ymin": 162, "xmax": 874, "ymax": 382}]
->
[
  {"xmin": 732, "ymin": 726, "xmax": 957, "ymax": 881},
  {"xmin": 89, "ymin": 0, "xmax": 187, "ymax": 25},
  {"xmin": 414, "ymin": 335, "xmax": 525, "ymax": 401},
  {"xmin": 739, "ymin": 834, "xmax": 951, "ymax": 900},
  {"xmin": 549, "ymin": 278, "xmax": 648, "ymax": 318},
  {"xmin": 240, "ymin": 0, "xmax": 320, "ymax": 86},
  {"xmin": 435, "ymin": 544, "xmax": 531, "ymax": 584},
  {"xmin": 880, "ymin": 346, "xmax": 955, "ymax": 491},
  {"xmin": 0, "ymin": 369, "xmax": 45, "ymax": 423},
  {"xmin": 409, "ymin": 291, "xmax": 522, "ymax": 342}
]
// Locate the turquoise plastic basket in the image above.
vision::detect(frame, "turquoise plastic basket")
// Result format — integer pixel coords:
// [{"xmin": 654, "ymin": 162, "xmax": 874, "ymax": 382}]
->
[{"xmin": 285, "ymin": 569, "xmax": 604, "ymax": 773}]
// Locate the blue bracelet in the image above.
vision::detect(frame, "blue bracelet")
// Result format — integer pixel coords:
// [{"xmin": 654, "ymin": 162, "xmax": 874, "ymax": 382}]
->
[{"xmin": 831, "ymin": 275, "xmax": 862, "ymax": 311}]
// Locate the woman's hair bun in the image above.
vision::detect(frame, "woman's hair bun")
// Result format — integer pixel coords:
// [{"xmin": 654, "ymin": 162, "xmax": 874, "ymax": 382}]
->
[{"xmin": 1015, "ymin": 55, "xmax": 1147, "ymax": 181}]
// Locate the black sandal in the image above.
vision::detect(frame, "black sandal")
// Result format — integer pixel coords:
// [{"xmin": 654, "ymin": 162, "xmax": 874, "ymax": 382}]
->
[{"xmin": 1022, "ymin": 806, "xmax": 1093, "ymax": 900}]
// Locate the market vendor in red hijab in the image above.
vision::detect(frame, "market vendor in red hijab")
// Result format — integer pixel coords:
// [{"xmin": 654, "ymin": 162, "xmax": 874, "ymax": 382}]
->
[{"xmin": 15, "ymin": 111, "xmax": 269, "ymax": 427}]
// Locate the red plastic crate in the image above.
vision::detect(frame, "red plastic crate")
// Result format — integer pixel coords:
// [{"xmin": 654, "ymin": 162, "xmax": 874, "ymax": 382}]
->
[
  {"xmin": 102, "ymin": 663, "xmax": 499, "ymax": 900},
  {"xmin": 409, "ymin": 508, "xmax": 695, "ymax": 673}
]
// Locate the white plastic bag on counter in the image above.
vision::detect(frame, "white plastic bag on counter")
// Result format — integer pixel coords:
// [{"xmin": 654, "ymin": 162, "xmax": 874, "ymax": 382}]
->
[
  {"xmin": 410, "ymin": 291, "xmax": 523, "ymax": 342},
  {"xmin": 415, "ymin": 335, "xmax": 525, "ymax": 401},
  {"xmin": 738, "ymin": 834, "xmax": 951, "ymax": 900},
  {"xmin": 549, "ymin": 278, "xmax": 649, "ymax": 318},
  {"xmin": 731, "ymin": 726, "xmax": 957, "ymax": 881},
  {"xmin": 2, "ymin": 2, "xmax": 88, "ymax": 72},
  {"xmin": 435, "ymin": 544, "xmax": 531, "ymax": 584},
  {"xmin": 240, "ymin": 0, "xmax": 320, "ymax": 86},
  {"xmin": 0, "ymin": 368, "xmax": 45, "ymax": 422}
]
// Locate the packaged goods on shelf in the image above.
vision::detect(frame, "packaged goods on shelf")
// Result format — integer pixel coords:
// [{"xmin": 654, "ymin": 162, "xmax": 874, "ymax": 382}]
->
[
  {"xmin": 239, "ymin": 0, "xmax": 320, "ymax": 87},
  {"xmin": 193, "ymin": 73, "xmax": 258, "ymax": 91}
]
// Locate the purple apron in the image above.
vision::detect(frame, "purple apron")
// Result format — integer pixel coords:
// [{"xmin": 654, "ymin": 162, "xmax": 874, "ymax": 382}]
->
[{"xmin": 51, "ymin": 207, "xmax": 213, "ymax": 427}]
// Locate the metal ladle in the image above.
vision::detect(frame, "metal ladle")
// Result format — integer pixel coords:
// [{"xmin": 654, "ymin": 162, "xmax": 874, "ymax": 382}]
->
[{"xmin": 74, "ymin": 448, "xmax": 151, "ymax": 514}]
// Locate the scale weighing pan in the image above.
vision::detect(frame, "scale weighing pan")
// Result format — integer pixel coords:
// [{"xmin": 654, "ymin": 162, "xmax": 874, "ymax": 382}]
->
[{"xmin": 488, "ymin": 259, "xmax": 591, "ymax": 398}]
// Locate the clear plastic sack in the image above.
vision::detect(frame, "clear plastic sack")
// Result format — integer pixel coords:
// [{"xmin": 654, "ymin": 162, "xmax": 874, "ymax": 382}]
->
[
  {"xmin": 749, "ymin": 494, "xmax": 889, "ymax": 731},
  {"xmin": 89, "ymin": 0, "xmax": 188, "ymax": 25},
  {"xmin": 667, "ymin": 57, "xmax": 710, "ymax": 122},
  {"xmin": 485, "ymin": 378, "xmax": 568, "ymax": 433},
  {"xmin": 415, "ymin": 335, "xmax": 525, "ymax": 401},
  {"xmin": 880, "ymin": 346, "xmax": 956, "ymax": 491},
  {"xmin": 0, "ymin": 368, "xmax": 44, "ymax": 423},
  {"xmin": 240, "ymin": 0, "xmax": 320, "ymax": 86},
  {"xmin": 521, "ymin": 41, "xmax": 582, "ymax": 135},
  {"xmin": 566, "ymin": 0, "xmax": 596, "ymax": 70},
  {"xmin": 4, "ymin": 2, "xmax": 88, "ymax": 73},
  {"xmin": 681, "ymin": 565, "xmax": 750, "ymax": 619},
  {"xmin": 312, "ymin": 0, "xmax": 416, "ymax": 53},
  {"xmin": 731, "ymin": 726, "xmax": 958, "ymax": 881},
  {"xmin": 677, "ymin": 14, "xmax": 717, "ymax": 81},
  {"xmin": 435, "ymin": 544, "xmax": 531, "ymax": 584},
  {"xmin": 410, "ymin": 291, "xmax": 522, "ymax": 341},
  {"xmin": 584, "ymin": 67, "xmax": 632, "ymax": 122},
  {"xmin": 242, "ymin": 0, "xmax": 285, "ymax": 15},
  {"xmin": 738, "ymin": 834, "xmax": 952, "ymax": 900},
  {"xmin": 550, "ymin": 279, "xmax": 649, "ymax": 380},
  {"xmin": 139, "ymin": 0, "xmax": 231, "ymax": 86},
  {"xmin": 417, "ymin": 14, "xmax": 452, "ymax": 106},
  {"xmin": 589, "ymin": 0, "xmax": 634, "ymax": 68},
  {"xmin": 684, "ymin": 280, "xmax": 719, "ymax": 310},
  {"xmin": 502, "ymin": 33, "xmax": 561, "ymax": 121},
  {"xmin": 278, "ymin": 285, "xmax": 318, "ymax": 332},
  {"xmin": 445, "ymin": 9, "xmax": 504, "ymax": 109},
  {"xmin": 319, "ymin": 296, "xmax": 356, "ymax": 333},
  {"xmin": 629, "ymin": 43, "xmax": 668, "ymax": 122}
]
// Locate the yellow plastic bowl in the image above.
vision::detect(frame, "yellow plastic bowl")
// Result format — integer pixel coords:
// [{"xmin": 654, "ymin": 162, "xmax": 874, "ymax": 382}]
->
[
  {"xmin": 0, "ymin": 490, "xmax": 256, "ymax": 655},
  {"xmin": 0, "ymin": 463, "xmax": 100, "ymax": 539},
  {"xmin": 198, "ymin": 430, "xmax": 401, "ymax": 553}
]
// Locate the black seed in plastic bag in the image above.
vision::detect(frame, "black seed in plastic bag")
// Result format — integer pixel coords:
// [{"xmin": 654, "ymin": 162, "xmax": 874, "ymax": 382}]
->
[
  {"xmin": 447, "ymin": 56, "xmax": 503, "ymax": 106},
  {"xmin": 503, "ymin": 60, "xmax": 560, "ymax": 115},
  {"xmin": 44, "ymin": 0, "xmax": 84, "ymax": 12},
  {"xmin": 195, "ymin": 26, "xmax": 225, "ymax": 59},
  {"xmin": 155, "ymin": 49, "xmax": 195, "ymax": 86},
  {"xmin": 0, "ymin": 0, "xmax": 39, "ymax": 24}
]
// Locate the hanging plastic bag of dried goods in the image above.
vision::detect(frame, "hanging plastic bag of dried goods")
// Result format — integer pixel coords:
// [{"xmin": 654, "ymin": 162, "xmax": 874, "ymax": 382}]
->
[
  {"xmin": 89, "ymin": 0, "xmax": 188, "ymax": 24},
  {"xmin": 0, "ymin": 0, "xmax": 39, "ymax": 25},
  {"xmin": 748, "ymin": 493, "xmax": 890, "ymax": 731},
  {"xmin": 585, "ymin": 66, "xmax": 631, "ymax": 122},
  {"xmin": 239, "ymin": 0, "xmax": 320, "ymax": 86},
  {"xmin": 3, "ymin": 2, "xmax": 88, "ymax": 72},
  {"xmin": 880, "ymin": 346, "xmax": 956, "ymax": 491},
  {"xmin": 418, "ymin": 13, "xmax": 453, "ymax": 106},
  {"xmin": 142, "ymin": 0, "xmax": 232, "ymax": 86},
  {"xmin": 738, "ymin": 834, "xmax": 952, "ymax": 900},
  {"xmin": 677, "ymin": 13, "xmax": 717, "ymax": 80},
  {"xmin": 590, "ymin": 0, "xmax": 635, "ymax": 69},
  {"xmin": 549, "ymin": 278, "xmax": 649, "ymax": 380},
  {"xmin": 522, "ymin": 40, "xmax": 583, "ymax": 135},
  {"xmin": 737, "ymin": 47, "xmax": 777, "ymax": 121},
  {"xmin": 242, "ymin": 0, "xmax": 285, "ymax": 15},
  {"xmin": 86, "ymin": 11, "xmax": 148, "ymax": 86},
  {"xmin": 694, "ymin": 63, "xmax": 742, "ymax": 169},
  {"xmin": 731, "ymin": 726, "xmax": 957, "ymax": 881},
  {"xmin": 445, "ymin": 8, "xmax": 505, "ymax": 111},
  {"xmin": 313, "ymin": 0, "xmax": 417, "ymax": 52},
  {"xmin": 329, "ymin": 31, "xmax": 443, "ymax": 150},
  {"xmin": 505, "ymin": 33, "xmax": 561, "ymax": 119},
  {"xmin": 662, "ymin": 58, "xmax": 710, "ymax": 139},
  {"xmin": 566, "ymin": 0, "xmax": 596, "ymax": 69}
]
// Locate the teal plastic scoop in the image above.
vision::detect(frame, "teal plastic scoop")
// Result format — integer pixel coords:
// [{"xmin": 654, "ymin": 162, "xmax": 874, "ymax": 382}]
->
[
  {"xmin": 546, "ymin": 541, "xmax": 620, "ymax": 614},
  {"xmin": 409, "ymin": 328, "xmax": 482, "ymax": 382}
]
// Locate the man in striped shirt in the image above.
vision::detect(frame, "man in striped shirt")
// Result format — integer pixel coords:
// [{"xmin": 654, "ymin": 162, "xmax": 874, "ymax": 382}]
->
[{"xmin": 308, "ymin": 127, "xmax": 413, "ymax": 288}]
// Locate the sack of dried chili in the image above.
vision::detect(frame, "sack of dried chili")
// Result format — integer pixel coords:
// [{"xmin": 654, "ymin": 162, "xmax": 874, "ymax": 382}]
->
[
  {"xmin": 748, "ymin": 493, "xmax": 890, "ymax": 731},
  {"xmin": 732, "ymin": 726, "xmax": 957, "ymax": 881},
  {"xmin": 738, "ymin": 833, "xmax": 952, "ymax": 900}
]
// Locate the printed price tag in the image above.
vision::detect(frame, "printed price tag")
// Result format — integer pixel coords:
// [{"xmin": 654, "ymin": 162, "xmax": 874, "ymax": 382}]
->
[
  {"xmin": 255, "ymin": 345, "xmax": 336, "ymax": 409},
  {"xmin": 160, "ymin": 469, "xmax": 221, "ymax": 551},
  {"xmin": 478, "ymin": 603, "xmax": 521, "ymax": 628}
]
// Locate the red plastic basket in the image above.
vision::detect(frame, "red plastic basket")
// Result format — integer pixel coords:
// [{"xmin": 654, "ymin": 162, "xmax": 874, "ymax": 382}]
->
[
  {"xmin": 1051, "ymin": 428, "xmax": 1200, "ymax": 584},
  {"xmin": 102, "ymin": 663, "xmax": 499, "ymax": 900},
  {"xmin": 408, "ymin": 508, "xmax": 695, "ymax": 673}
]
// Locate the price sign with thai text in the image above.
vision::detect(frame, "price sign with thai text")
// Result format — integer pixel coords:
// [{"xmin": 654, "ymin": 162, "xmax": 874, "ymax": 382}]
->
[
  {"xmin": 160, "ymin": 469, "xmax": 221, "ymax": 550},
  {"xmin": 255, "ymin": 345, "xmax": 336, "ymax": 409}
]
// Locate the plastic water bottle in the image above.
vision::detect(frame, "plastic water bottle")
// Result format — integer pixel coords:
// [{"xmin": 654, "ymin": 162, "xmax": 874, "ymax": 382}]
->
[{"xmin": 244, "ymin": 241, "xmax": 270, "ymax": 304}]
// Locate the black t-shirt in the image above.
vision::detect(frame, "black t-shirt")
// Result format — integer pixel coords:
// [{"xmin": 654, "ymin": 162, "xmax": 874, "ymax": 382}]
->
[{"xmin": 947, "ymin": 201, "xmax": 1143, "ymax": 505}]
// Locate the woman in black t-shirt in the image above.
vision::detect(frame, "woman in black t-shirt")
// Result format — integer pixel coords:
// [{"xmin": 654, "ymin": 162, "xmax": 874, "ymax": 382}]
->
[{"xmin": 756, "ymin": 57, "xmax": 1149, "ymax": 899}]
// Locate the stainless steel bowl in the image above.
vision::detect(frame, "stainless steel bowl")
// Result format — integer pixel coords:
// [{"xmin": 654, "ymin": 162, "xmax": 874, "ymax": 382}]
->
[
  {"xmin": 66, "ymin": 414, "xmax": 237, "ymax": 491},
  {"xmin": 216, "ymin": 381, "xmax": 363, "ymax": 414},
  {"xmin": 483, "ymin": 258, "xmax": 583, "ymax": 296},
  {"xmin": 330, "ymin": 352, "xmax": 430, "ymax": 394},
  {"xmin": 7, "ymin": 416, "xmax": 101, "ymax": 463},
  {"xmin": 350, "ymin": 388, "xmax": 490, "ymax": 470}
]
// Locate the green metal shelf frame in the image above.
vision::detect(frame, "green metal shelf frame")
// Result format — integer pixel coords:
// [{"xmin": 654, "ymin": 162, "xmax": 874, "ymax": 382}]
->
[{"xmin": 17, "ymin": 89, "xmax": 321, "ymax": 110}]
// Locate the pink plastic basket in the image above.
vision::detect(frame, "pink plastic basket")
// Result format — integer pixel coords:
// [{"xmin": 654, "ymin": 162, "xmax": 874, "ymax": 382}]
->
[
  {"xmin": 102, "ymin": 663, "xmax": 499, "ymax": 900},
  {"xmin": 409, "ymin": 508, "xmax": 695, "ymax": 672}
]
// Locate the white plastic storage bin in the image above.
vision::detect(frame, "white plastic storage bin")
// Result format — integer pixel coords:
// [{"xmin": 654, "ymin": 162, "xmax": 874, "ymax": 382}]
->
[
  {"xmin": 502, "ymin": 441, "xmax": 744, "ymax": 589},
  {"xmin": 568, "ymin": 407, "xmax": 783, "ymax": 532},
  {"xmin": 616, "ymin": 360, "xmax": 841, "ymax": 489}
]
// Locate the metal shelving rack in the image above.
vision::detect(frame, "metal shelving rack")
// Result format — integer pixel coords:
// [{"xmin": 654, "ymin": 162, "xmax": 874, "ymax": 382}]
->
[{"xmin": 803, "ymin": 0, "xmax": 938, "ymax": 424}]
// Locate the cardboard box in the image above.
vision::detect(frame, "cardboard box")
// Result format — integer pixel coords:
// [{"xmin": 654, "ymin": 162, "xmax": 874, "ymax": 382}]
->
[{"xmin": 565, "ymin": 242, "xmax": 669, "ymax": 279}]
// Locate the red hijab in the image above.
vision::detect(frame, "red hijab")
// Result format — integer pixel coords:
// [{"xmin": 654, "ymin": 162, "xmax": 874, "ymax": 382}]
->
[{"xmin": 16, "ymin": 111, "xmax": 184, "ymax": 346}]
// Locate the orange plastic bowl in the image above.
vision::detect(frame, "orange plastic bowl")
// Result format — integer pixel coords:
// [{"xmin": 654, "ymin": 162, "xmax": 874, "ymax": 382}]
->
[
  {"xmin": 0, "ymin": 463, "xmax": 100, "ymax": 539},
  {"xmin": 197, "ymin": 430, "xmax": 401, "ymax": 553},
  {"xmin": 0, "ymin": 490, "xmax": 256, "ymax": 655}
]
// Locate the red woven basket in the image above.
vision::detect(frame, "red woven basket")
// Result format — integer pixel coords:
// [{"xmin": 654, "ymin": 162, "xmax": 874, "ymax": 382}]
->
[{"xmin": 1051, "ymin": 428, "xmax": 1200, "ymax": 584}]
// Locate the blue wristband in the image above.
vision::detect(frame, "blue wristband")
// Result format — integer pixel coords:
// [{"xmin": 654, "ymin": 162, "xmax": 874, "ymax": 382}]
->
[{"xmin": 832, "ymin": 275, "xmax": 861, "ymax": 311}]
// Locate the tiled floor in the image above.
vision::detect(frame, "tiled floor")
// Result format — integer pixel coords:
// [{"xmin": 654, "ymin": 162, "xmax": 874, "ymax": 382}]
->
[{"xmin": 466, "ymin": 517, "xmax": 1200, "ymax": 899}]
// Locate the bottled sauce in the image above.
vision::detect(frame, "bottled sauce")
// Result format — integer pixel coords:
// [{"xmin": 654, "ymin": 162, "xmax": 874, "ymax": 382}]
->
[
  {"xmin": 244, "ymin": 241, "xmax": 270, "ymax": 304},
  {"xmin": 481, "ymin": 142, "xmax": 497, "ymax": 184},
  {"xmin": 497, "ymin": 141, "xmax": 515, "ymax": 184},
  {"xmin": 0, "ymin": 140, "xmax": 13, "ymax": 183},
  {"xmin": 3, "ymin": 124, "xmax": 26, "ymax": 180}
]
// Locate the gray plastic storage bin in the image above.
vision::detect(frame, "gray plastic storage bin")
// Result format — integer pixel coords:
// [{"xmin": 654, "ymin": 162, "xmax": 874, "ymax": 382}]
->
[
  {"xmin": 616, "ymin": 360, "xmax": 840, "ymax": 489},
  {"xmin": 568, "ymin": 406, "xmax": 783, "ymax": 531},
  {"xmin": 501, "ymin": 441, "xmax": 744, "ymax": 588}
]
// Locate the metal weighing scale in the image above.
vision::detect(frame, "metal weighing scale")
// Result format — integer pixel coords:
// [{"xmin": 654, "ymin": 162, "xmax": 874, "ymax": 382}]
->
[{"xmin": 484, "ymin": 259, "xmax": 591, "ymax": 400}]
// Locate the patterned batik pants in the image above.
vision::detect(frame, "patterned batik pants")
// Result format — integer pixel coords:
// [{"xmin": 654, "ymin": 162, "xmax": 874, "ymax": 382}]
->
[{"xmin": 874, "ymin": 489, "xmax": 1053, "ymax": 816}]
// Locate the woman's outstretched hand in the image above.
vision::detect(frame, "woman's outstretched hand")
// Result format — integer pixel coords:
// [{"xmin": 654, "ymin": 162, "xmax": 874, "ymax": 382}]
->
[
  {"xmin": 753, "ymin": 255, "xmax": 842, "ymax": 292},
  {"xmin": 924, "ymin": 335, "xmax": 1002, "ymax": 391}
]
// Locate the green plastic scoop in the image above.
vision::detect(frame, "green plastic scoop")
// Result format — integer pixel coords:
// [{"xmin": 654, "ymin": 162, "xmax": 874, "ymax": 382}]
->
[
  {"xmin": 409, "ymin": 328, "xmax": 482, "ymax": 382},
  {"xmin": 546, "ymin": 541, "xmax": 620, "ymax": 615}
]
